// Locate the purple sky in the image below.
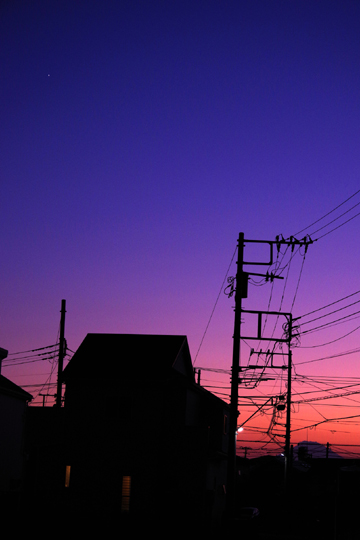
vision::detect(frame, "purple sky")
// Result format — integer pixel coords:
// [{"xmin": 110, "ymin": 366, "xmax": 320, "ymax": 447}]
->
[{"xmin": 2, "ymin": 1, "xmax": 360, "ymax": 454}]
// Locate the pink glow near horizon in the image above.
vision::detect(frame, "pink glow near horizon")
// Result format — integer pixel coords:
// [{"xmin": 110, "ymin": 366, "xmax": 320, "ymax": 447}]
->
[{"xmin": 2, "ymin": 1, "xmax": 360, "ymax": 457}]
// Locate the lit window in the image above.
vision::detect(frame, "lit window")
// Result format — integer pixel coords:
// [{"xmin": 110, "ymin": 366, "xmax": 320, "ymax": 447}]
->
[
  {"xmin": 121, "ymin": 476, "xmax": 131, "ymax": 513},
  {"xmin": 65, "ymin": 465, "xmax": 71, "ymax": 488}
]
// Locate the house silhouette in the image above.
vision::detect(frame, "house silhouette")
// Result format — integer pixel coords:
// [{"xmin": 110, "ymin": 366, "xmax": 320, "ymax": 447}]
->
[
  {"xmin": 0, "ymin": 374, "xmax": 32, "ymax": 520},
  {"xmin": 0, "ymin": 375, "xmax": 33, "ymax": 489},
  {"xmin": 62, "ymin": 333, "xmax": 230, "ymax": 530}
]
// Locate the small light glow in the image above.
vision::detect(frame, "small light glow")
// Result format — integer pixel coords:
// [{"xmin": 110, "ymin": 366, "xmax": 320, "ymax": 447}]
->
[{"xmin": 237, "ymin": 427, "xmax": 244, "ymax": 433}]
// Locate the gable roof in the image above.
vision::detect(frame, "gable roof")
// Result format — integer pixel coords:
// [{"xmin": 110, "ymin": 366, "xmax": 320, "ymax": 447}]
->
[
  {"xmin": 62, "ymin": 333, "xmax": 195, "ymax": 383},
  {"xmin": 0, "ymin": 374, "xmax": 33, "ymax": 402}
]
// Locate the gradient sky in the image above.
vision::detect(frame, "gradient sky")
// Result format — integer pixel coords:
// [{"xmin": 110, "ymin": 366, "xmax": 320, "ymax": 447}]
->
[{"xmin": 2, "ymin": 1, "xmax": 360, "ymax": 456}]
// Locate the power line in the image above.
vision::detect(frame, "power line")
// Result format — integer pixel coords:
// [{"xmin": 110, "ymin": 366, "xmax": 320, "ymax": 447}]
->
[
  {"xmin": 3, "ymin": 356, "xmax": 57, "ymax": 367},
  {"xmin": 308, "ymin": 199, "xmax": 360, "ymax": 237},
  {"xmin": 295, "ymin": 347, "xmax": 360, "ymax": 366},
  {"xmin": 193, "ymin": 244, "xmax": 237, "ymax": 365},
  {"xmin": 299, "ymin": 310, "xmax": 360, "ymax": 336},
  {"xmin": 297, "ymin": 288, "xmax": 360, "ymax": 319},
  {"xmin": 20, "ymin": 382, "xmax": 57, "ymax": 389},
  {"xmin": 316, "ymin": 209, "xmax": 360, "ymax": 241},
  {"xmin": 294, "ymin": 188, "xmax": 360, "ymax": 236},
  {"xmin": 299, "ymin": 298, "xmax": 360, "ymax": 327},
  {"xmin": 290, "ymin": 250, "xmax": 307, "ymax": 312},
  {"xmin": 298, "ymin": 322, "xmax": 360, "ymax": 349},
  {"xmin": 291, "ymin": 414, "xmax": 360, "ymax": 433},
  {"xmin": 7, "ymin": 344, "xmax": 58, "ymax": 356}
]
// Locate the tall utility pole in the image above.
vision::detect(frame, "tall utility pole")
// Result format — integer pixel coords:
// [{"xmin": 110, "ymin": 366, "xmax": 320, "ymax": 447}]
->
[
  {"xmin": 284, "ymin": 321, "xmax": 293, "ymax": 495},
  {"xmin": 226, "ymin": 233, "xmax": 245, "ymax": 516},
  {"xmin": 242, "ymin": 310, "xmax": 293, "ymax": 493},
  {"xmin": 225, "ymin": 233, "xmax": 312, "ymax": 516},
  {"xmin": 56, "ymin": 299, "xmax": 66, "ymax": 408}
]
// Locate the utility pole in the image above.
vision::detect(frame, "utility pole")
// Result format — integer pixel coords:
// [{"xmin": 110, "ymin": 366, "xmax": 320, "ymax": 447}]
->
[
  {"xmin": 56, "ymin": 299, "xmax": 66, "ymax": 408},
  {"xmin": 225, "ymin": 233, "xmax": 312, "ymax": 518},
  {"xmin": 284, "ymin": 328, "xmax": 293, "ymax": 495},
  {"xmin": 226, "ymin": 232, "xmax": 244, "ymax": 517},
  {"xmin": 243, "ymin": 311, "xmax": 293, "ymax": 493}
]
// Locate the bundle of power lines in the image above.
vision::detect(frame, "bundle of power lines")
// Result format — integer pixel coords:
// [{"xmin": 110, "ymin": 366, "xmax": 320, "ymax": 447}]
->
[
  {"xmin": 3, "ymin": 343, "xmax": 73, "ymax": 405},
  {"xmin": 194, "ymin": 188, "xmax": 360, "ymax": 458}
]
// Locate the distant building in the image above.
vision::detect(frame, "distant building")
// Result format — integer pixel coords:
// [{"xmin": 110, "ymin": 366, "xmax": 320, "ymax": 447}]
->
[
  {"xmin": 0, "ymin": 374, "xmax": 32, "ymax": 511},
  {"xmin": 62, "ymin": 333, "xmax": 230, "ymax": 528}
]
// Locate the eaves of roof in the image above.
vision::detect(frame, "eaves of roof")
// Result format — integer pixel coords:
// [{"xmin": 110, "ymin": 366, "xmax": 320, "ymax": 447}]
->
[{"xmin": 0, "ymin": 374, "xmax": 33, "ymax": 402}]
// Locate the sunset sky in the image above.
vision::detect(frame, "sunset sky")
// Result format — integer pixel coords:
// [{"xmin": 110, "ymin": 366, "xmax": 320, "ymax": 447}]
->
[{"xmin": 2, "ymin": 1, "xmax": 360, "ymax": 456}]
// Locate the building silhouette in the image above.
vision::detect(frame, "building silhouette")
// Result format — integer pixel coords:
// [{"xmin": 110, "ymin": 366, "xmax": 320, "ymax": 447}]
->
[
  {"xmin": 61, "ymin": 333, "xmax": 230, "ymax": 530},
  {"xmin": 0, "ymin": 374, "xmax": 32, "ymax": 518}
]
